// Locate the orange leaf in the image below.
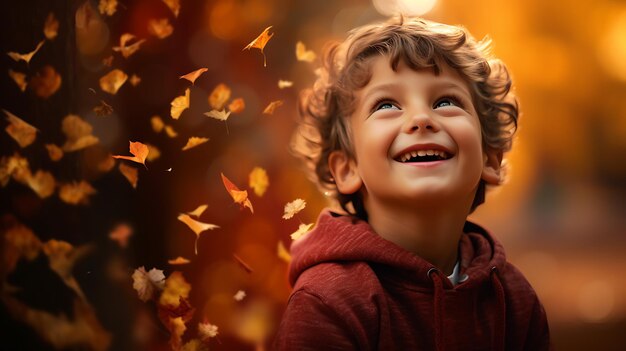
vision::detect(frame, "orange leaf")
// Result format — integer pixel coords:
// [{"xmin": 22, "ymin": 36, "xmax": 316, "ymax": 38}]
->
[
  {"xmin": 118, "ymin": 163, "xmax": 139, "ymax": 188},
  {"xmin": 204, "ymin": 109, "xmax": 230, "ymax": 121},
  {"xmin": 148, "ymin": 18, "xmax": 174, "ymax": 39},
  {"xmin": 8, "ymin": 69, "xmax": 27, "ymax": 92},
  {"xmin": 248, "ymin": 167, "xmax": 269, "ymax": 197},
  {"xmin": 151, "ymin": 115, "xmax": 165, "ymax": 133},
  {"xmin": 263, "ymin": 100, "xmax": 283, "ymax": 115},
  {"xmin": 146, "ymin": 144, "xmax": 161, "ymax": 162},
  {"xmin": 177, "ymin": 213, "xmax": 220, "ymax": 254},
  {"xmin": 129, "ymin": 74, "xmax": 141, "ymax": 86},
  {"xmin": 61, "ymin": 114, "xmax": 99, "ymax": 152},
  {"xmin": 25, "ymin": 170, "xmax": 55, "ymax": 198},
  {"xmin": 180, "ymin": 68, "xmax": 208, "ymax": 85},
  {"xmin": 30, "ymin": 65, "xmax": 62, "ymax": 99},
  {"xmin": 7, "ymin": 40, "xmax": 44, "ymax": 64},
  {"xmin": 45, "ymin": 144, "xmax": 63, "ymax": 161},
  {"xmin": 58, "ymin": 181, "xmax": 96, "ymax": 205},
  {"xmin": 291, "ymin": 223, "xmax": 313, "ymax": 240},
  {"xmin": 113, "ymin": 141, "xmax": 149, "ymax": 167},
  {"xmin": 278, "ymin": 80, "xmax": 293, "ymax": 89},
  {"xmin": 159, "ymin": 271, "xmax": 191, "ymax": 307},
  {"xmin": 4, "ymin": 109, "xmax": 38, "ymax": 148},
  {"xmin": 171, "ymin": 88, "xmax": 190, "ymax": 119},
  {"xmin": 43, "ymin": 12, "xmax": 59, "ymax": 40},
  {"xmin": 98, "ymin": 155, "xmax": 116, "ymax": 172},
  {"xmin": 112, "ymin": 33, "xmax": 146, "ymax": 59},
  {"xmin": 187, "ymin": 204, "xmax": 208, "ymax": 218},
  {"xmin": 162, "ymin": 0, "xmax": 180, "ymax": 17},
  {"xmin": 221, "ymin": 173, "xmax": 253, "ymax": 213},
  {"xmin": 164, "ymin": 125, "xmax": 178, "ymax": 138},
  {"xmin": 181, "ymin": 137, "xmax": 209, "ymax": 151},
  {"xmin": 243, "ymin": 26, "xmax": 274, "ymax": 67},
  {"xmin": 228, "ymin": 98, "xmax": 245, "ymax": 114},
  {"xmin": 99, "ymin": 69, "xmax": 128, "ymax": 95},
  {"xmin": 208, "ymin": 83, "xmax": 231, "ymax": 110},
  {"xmin": 283, "ymin": 198, "xmax": 306, "ymax": 219},
  {"xmin": 109, "ymin": 223, "xmax": 132, "ymax": 248},
  {"xmin": 296, "ymin": 41, "xmax": 316, "ymax": 62},
  {"xmin": 98, "ymin": 0, "xmax": 118, "ymax": 16},
  {"xmin": 168, "ymin": 256, "xmax": 190, "ymax": 265}
]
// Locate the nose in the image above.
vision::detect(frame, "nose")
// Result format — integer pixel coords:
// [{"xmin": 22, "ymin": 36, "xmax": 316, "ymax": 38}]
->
[{"xmin": 401, "ymin": 108, "xmax": 439, "ymax": 134}]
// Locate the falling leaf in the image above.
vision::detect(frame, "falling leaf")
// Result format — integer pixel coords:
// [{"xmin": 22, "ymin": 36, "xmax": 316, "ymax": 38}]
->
[
  {"xmin": 113, "ymin": 141, "xmax": 149, "ymax": 167},
  {"xmin": 278, "ymin": 80, "xmax": 293, "ymax": 89},
  {"xmin": 177, "ymin": 213, "xmax": 219, "ymax": 254},
  {"xmin": 164, "ymin": 126, "xmax": 178, "ymax": 138},
  {"xmin": 168, "ymin": 256, "xmax": 190, "ymax": 265},
  {"xmin": 1, "ymin": 153, "xmax": 31, "ymax": 186},
  {"xmin": 118, "ymin": 163, "xmax": 138, "ymax": 188},
  {"xmin": 59, "ymin": 181, "xmax": 97, "ymax": 205},
  {"xmin": 228, "ymin": 98, "xmax": 245, "ymax": 114},
  {"xmin": 43, "ymin": 12, "xmax": 59, "ymax": 40},
  {"xmin": 132, "ymin": 266, "xmax": 165, "ymax": 302},
  {"xmin": 283, "ymin": 198, "xmax": 306, "ymax": 219},
  {"xmin": 3, "ymin": 222, "xmax": 42, "ymax": 273},
  {"xmin": 187, "ymin": 204, "xmax": 208, "ymax": 218},
  {"xmin": 42, "ymin": 239, "xmax": 93, "ymax": 299},
  {"xmin": 98, "ymin": 0, "xmax": 118, "ymax": 16},
  {"xmin": 8, "ymin": 69, "xmax": 27, "ymax": 92},
  {"xmin": 180, "ymin": 68, "xmax": 207, "ymax": 85},
  {"xmin": 25, "ymin": 170, "xmax": 56, "ymax": 198},
  {"xmin": 102, "ymin": 55, "xmax": 113, "ymax": 67},
  {"xmin": 61, "ymin": 114, "xmax": 99, "ymax": 152},
  {"xmin": 233, "ymin": 254, "xmax": 253, "ymax": 273},
  {"xmin": 129, "ymin": 74, "xmax": 141, "ymax": 86},
  {"xmin": 109, "ymin": 223, "xmax": 132, "ymax": 248},
  {"xmin": 112, "ymin": 33, "xmax": 146, "ymax": 59},
  {"xmin": 4, "ymin": 109, "xmax": 38, "ymax": 148},
  {"xmin": 277, "ymin": 241, "xmax": 291, "ymax": 263},
  {"xmin": 248, "ymin": 167, "xmax": 269, "ymax": 197},
  {"xmin": 30, "ymin": 65, "xmax": 62, "ymax": 99},
  {"xmin": 45, "ymin": 144, "xmax": 63, "ymax": 161},
  {"xmin": 75, "ymin": 1, "xmax": 108, "ymax": 56},
  {"xmin": 151, "ymin": 115, "xmax": 164, "ymax": 133},
  {"xmin": 263, "ymin": 100, "xmax": 283, "ymax": 115},
  {"xmin": 182, "ymin": 339, "xmax": 209, "ymax": 351},
  {"xmin": 146, "ymin": 144, "xmax": 161, "ymax": 161},
  {"xmin": 169, "ymin": 317, "xmax": 186, "ymax": 351},
  {"xmin": 162, "ymin": 0, "xmax": 180, "ymax": 17},
  {"xmin": 170, "ymin": 88, "xmax": 190, "ymax": 119},
  {"xmin": 198, "ymin": 321, "xmax": 219, "ymax": 340},
  {"xmin": 97, "ymin": 155, "xmax": 115, "ymax": 172},
  {"xmin": 159, "ymin": 271, "xmax": 191, "ymax": 307},
  {"xmin": 7, "ymin": 40, "xmax": 44, "ymax": 64},
  {"xmin": 291, "ymin": 223, "xmax": 313, "ymax": 240},
  {"xmin": 221, "ymin": 173, "xmax": 253, "ymax": 213},
  {"xmin": 296, "ymin": 41, "xmax": 316, "ymax": 62},
  {"xmin": 243, "ymin": 26, "xmax": 274, "ymax": 67},
  {"xmin": 208, "ymin": 83, "xmax": 231, "ymax": 110},
  {"xmin": 181, "ymin": 137, "xmax": 209, "ymax": 151},
  {"xmin": 93, "ymin": 100, "xmax": 113, "ymax": 116},
  {"xmin": 99, "ymin": 69, "xmax": 128, "ymax": 94},
  {"xmin": 204, "ymin": 109, "xmax": 230, "ymax": 121},
  {"xmin": 233, "ymin": 290, "xmax": 246, "ymax": 301},
  {"xmin": 148, "ymin": 18, "xmax": 174, "ymax": 39}
]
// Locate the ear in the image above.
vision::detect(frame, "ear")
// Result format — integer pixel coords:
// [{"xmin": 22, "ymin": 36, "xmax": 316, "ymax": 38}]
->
[
  {"xmin": 328, "ymin": 150, "xmax": 363, "ymax": 194},
  {"xmin": 481, "ymin": 148, "xmax": 503, "ymax": 185}
]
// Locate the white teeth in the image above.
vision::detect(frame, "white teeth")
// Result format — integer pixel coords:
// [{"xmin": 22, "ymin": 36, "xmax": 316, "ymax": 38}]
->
[
  {"xmin": 397, "ymin": 149, "xmax": 450, "ymax": 162},
  {"xmin": 417, "ymin": 150, "xmax": 426, "ymax": 157},
  {"xmin": 426, "ymin": 150, "xmax": 434, "ymax": 156}
]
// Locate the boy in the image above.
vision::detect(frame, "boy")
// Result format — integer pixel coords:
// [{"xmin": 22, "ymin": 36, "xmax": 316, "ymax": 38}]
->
[{"xmin": 275, "ymin": 17, "xmax": 550, "ymax": 351}]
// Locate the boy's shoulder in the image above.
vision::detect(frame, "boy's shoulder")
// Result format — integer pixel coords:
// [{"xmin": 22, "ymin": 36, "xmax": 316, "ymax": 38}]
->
[{"xmin": 293, "ymin": 260, "xmax": 381, "ymax": 301}]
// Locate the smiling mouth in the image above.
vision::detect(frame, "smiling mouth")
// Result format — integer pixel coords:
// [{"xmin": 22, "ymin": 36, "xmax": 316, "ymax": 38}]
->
[{"xmin": 394, "ymin": 149, "xmax": 452, "ymax": 163}]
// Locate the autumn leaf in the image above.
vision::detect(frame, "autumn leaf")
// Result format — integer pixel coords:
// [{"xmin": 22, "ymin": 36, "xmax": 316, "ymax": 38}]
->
[
  {"xmin": 221, "ymin": 173, "xmax": 253, "ymax": 213},
  {"xmin": 228, "ymin": 98, "xmax": 245, "ymax": 114},
  {"xmin": 204, "ymin": 109, "xmax": 230, "ymax": 121},
  {"xmin": 151, "ymin": 115, "xmax": 165, "ymax": 133},
  {"xmin": 181, "ymin": 137, "xmax": 209, "ymax": 151},
  {"xmin": 243, "ymin": 26, "xmax": 274, "ymax": 67},
  {"xmin": 109, "ymin": 223, "xmax": 132, "ymax": 248},
  {"xmin": 164, "ymin": 125, "xmax": 178, "ymax": 138},
  {"xmin": 3, "ymin": 222, "xmax": 42, "ymax": 274},
  {"xmin": 296, "ymin": 41, "xmax": 316, "ymax": 62},
  {"xmin": 182, "ymin": 339, "xmax": 209, "ymax": 351},
  {"xmin": 99, "ymin": 69, "xmax": 128, "ymax": 94},
  {"xmin": 169, "ymin": 317, "xmax": 186, "ymax": 351},
  {"xmin": 8, "ymin": 69, "xmax": 27, "ymax": 92},
  {"xmin": 198, "ymin": 321, "xmax": 219, "ymax": 341},
  {"xmin": 4, "ymin": 109, "xmax": 38, "ymax": 148},
  {"xmin": 291, "ymin": 223, "xmax": 313, "ymax": 240},
  {"xmin": 263, "ymin": 100, "xmax": 283, "ymax": 115},
  {"xmin": 132, "ymin": 266, "xmax": 165, "ymax": 302},
  {"xmin": 168, "ymin": 256, "xmax": 190, "ymax": 265},
  {"xmin": 0, "ymin": 153, "xmax": 30, "ymax": 186},
  {"xmin": 113, "ymin": 141, "xmax": 149, "ymax": 168},
  {"xmin": 102, "ymin": 55, "xmax": 114, "ymax": 67},
  {"xmin": 187, "ymin": 204, "xmax": 208, "ymax": 218},
  {"xmin": 248, "ymin": 167, "xmax": 269, "ymax": 197},
  {"xmin": 283, "ymin": 198, "xmax": 306, "ymax": 219},
  {"xmin": 233, "ymin": 253, "xmax": 253, "ymax": 273},
  {"xmin": 180, "ymin": 68, "xmax": 207, "ymax": 85},
  {"xmin": 93, "ymin": 100, "xmax": 113, "ymax": 116},
  {"xmin": 277, "ymin": 241, "xmax": 291, "ymax": 263},
  {"xmin": 233, "ymin": 290, "xmax": 246, "ymax": 301},
  {"xmin": 112, "ymin": 33, "xmax": 146, "ymax": 58},
  {"xmin": 30, "ymin": 65, "xmax": 62, "ymax": 99},
  {"xmin": 118, "ymin": 163, "xmax": 138, "ymax": 188},
  {"xmin": 61, "ymin": 114, "xmax": 99, "ymax": 152},
  {"xmin": 171, "ymin": 88, "xmax": 190, "ymax": 119},
  {"xmin": 129, "ymin": 74, "xmax": 141, "ymax": 86},
  {"xmin": 45, "ymin": 144, "xmax": 63, "ymax": 161},
  {"xmin": 42, "ymin": 239, "xmax": 93, "ymax": 299},
  {"xmin": 148, "ymin": 18, "xmax": 174, "ymax": 39},
  {"xmin": 59, "ymin": 181, "xmax": 97, "ymax": 205},
  {"xmin": 159, "ymin": 271, "xmax": 191, "ymax": 307},
  {"xmin": 177, "ymin": 213, "xmax": 219, "ymax": 254},
  {"xmin": 208, "ymin": 83, "xmax": 231, "ymax": 110},
  {"xmin": 43, "ymin": 12, "xmax": 59, "ymax": 40},
  {"xmin": 98, "ymin": 0, "xmax": 118, "ymax": 16},
  {"xmin": 146, "ymin": 144, "xmax": 161, "ymax": 161},
  {"xmin": 7, "ymin": 40, "xmax": 44, "ymax": 64},
  {"xmin": 163, "ymin": 0, "xmax": 181, "ymax": 17},
  {"xmin": 97, "ymin": 155, "xmax": 115, "ymax": 172},
  {"xmin": 25, "ymin": 170, "xmax": 56, "ymax": 198},
  {"xmin": 278, "ymin": 80, "xmax": 293, "ymax": 89}
]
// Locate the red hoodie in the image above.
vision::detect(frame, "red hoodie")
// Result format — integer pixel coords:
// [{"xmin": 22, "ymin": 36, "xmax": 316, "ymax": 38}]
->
[{"xmin": 274, "ymin": 210, "xmax": 550, "ymax": 351}]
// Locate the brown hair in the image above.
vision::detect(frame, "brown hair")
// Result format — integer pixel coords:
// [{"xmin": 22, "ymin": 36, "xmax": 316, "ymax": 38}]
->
[{"xmin": 291, "ymin": 16, "xmax": 518, "ymax": 220}]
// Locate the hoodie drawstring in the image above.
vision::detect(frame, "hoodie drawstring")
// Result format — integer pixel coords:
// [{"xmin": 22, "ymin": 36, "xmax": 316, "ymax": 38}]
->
[
  {"xmin": 428, "ymin": 268, "xmax": 445, "ymax": 351},
  {"xmin": 491, "ymin": 267, "xmax": 506, "ymax": 351}
]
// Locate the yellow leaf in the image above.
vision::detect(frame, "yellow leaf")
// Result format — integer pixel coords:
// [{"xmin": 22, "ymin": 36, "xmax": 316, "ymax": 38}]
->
[
  {"xmin": 208, "ymin": 83, "xmax": 231, "ymax": 110},
  {"xmin": 277, "ymin": 241, "xmax": 291, "ymax": 263},
  {"xmin": 248, "ymin": 167, "xmax": 269, "ymax": 197},
  {"xmin": 187, "ymin": 204, "xmax": 208, "ymax": 218},
  {"xmin": 203, "ymin": 109, "xmax": 230, "ymax": 121},
  {"xmin": 283, "ymin": 198, "xmax": 306, "ymax": 219},
  {"xmin": 177, "ymin": 213, "xmax": 219, "ymax": 254},
  {"xmin": 43, "ymin": 12, "xmax": 59, "ymax": 40},
  {"xmin": 151, "ymin": 115, "xmax": 164, "ymax": 133},
  {"xmin": 221, "ymin": 173, "xmax": 254, "ymax": 213},
  {"xmin": 1, "ymin": 152, "xmax": 31, "ymax": 186},
  {"xmin": 30, "ymin": 65, "xmax": 62, "ymax": 99},
  {"xmin": 26, "ymin": 170, "xmax": 56, "ymax": 199},
  {"xmin": 296, "ymin": 41, "xmax": 316, "ymax": 62},
  {"xmin": 8, "ymin": 69, "xmax": 27, "ymax": 92},
  {"xmin": 162, "ymin": 0, "xmax": 181, "ymax": 17},
  {"xmin": 291, "ymin": 223, "xmax": 313, "ymax": 240},
  {"xmin": 59, "ymin": 181, "xmax": 96, "ymax": 205},
  {"xmin": 7, "ymin": 40, "xmax": 44, "ymax": 64},
  {"xmin": 171, "ymin": 88, "xmax": 190, "ymax": 119},
  {"xmin": 129, "ymin": 74, "xmax": 141, "ymax": 86},
  {"xmin": 182, "ymin": 339, "xmax": 208, "ymax": 351},
  {"xmin": 118, "ymin": 163, "xmax": 138, "ymax": 188},
  {"xmin": 4, "ymin": 109, "xmax": 38, "ymax": 148},
  {"xmin": 148, "ymin": 18, "xmax": 174, "ymax": 39},
  {"xmin": 113, "ymin": 141, "xmax": 149, "ymax": 167},
  {"xmin": 181, "ymin": 136, "xmax": 209, "ymax": 151},
  {"xmin": 98, "ymin": 0, "xmax": 118, "ymax": 16},
  {"xmin": 228, "ymin": 98, "xmax": 245, "ymax": 114},
  {"xmin": 45, "ymin": 144, "xmax": 63, "ymax": 161},
  {"xmin": 146, "ymin": 144, "xmax": 161, "ymax": 162},
  {"xmin": 243, "ymin": 26, "xmax": 274, "ymax": 67},
  {"xmin": 168, "ymin": 256, "xmax": 191, "ymax": 265},
  {"xmin": 99, "ymin": 69, "xmax": 128, "ymax": 95},
  {"xmin": 112, "ymin": 33, "xmax": 146, "ymax": 59},
  {"xmin": 132, "ymin": 266, "xmax": 165, "ymax": 302},
  {"xmin": 179, "ymin": 68, "xmax": 207, "ymax": 85},
  {"xmin": 159, "ymin": 271, "xmax": 191, "ymax": 307},
  {"xmin": 3, "ymin": 222, "xmax": 42, "ymax": 272},
  {"xmin": 263, "ymin": 100, "xmax": 283, "ymax": 115},
  {"xmin": 165, "ymin": 125, "xmax": 178, "ymax": 138},
  {"xmin": 109, "ymin": 223, "xmax": 132, "ymax": 248},
  {"xmin": 169, "ymin": 317, "xmax": 186, "ymax": 351},
  {"xmin": 198, "ymin": 321, "xmax": 219, "ymax": 340},
  {"xmin": 61, "ymin": 114, "xmax": 99, "ymax": 152},
  {"xmin": 278, "ymin": 80, "xmax": 293, "ymax": 89}
]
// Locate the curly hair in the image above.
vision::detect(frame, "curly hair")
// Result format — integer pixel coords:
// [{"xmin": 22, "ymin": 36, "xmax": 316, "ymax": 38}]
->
[{"xmin": 290, "ymin": 16, "xmax": 519, "ymax": 220}]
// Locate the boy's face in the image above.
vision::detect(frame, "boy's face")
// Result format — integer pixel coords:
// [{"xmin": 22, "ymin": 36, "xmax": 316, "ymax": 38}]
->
[{"xmin": 330, "ymin": 56, "xmax": 501, "ymax": 210}]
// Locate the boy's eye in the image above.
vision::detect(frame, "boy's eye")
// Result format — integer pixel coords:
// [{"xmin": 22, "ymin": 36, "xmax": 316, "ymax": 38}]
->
[
  {"xmin": 434, "ymin": 96, "xmax": 462, "ymax": 109},
  {"xmin": 373, "ymin": 101, "xmax": 399, "ymax": 111}
]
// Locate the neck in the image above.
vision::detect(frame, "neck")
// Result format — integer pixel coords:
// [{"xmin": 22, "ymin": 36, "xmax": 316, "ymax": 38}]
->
[{"xmin": 364, "ymin": 196, "xmax": 472, "ymax": 276}]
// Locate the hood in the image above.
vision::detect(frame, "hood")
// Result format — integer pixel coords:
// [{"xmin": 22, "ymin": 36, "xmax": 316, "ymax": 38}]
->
[{"xmin": 288, "ymin": 208, "xmax": 507, "ymax": 289}]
